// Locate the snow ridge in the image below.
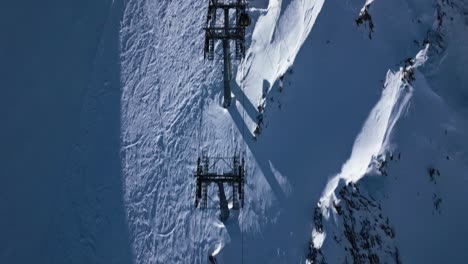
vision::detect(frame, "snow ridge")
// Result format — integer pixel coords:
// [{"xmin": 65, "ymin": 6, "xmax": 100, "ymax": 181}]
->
[
  {"xmin": 237, "ymin": 0, "xmax": 325, "ymax": 104},
  {"xmin": 313, "ymin": 46, "xmax": 429, "ymax": 247}
]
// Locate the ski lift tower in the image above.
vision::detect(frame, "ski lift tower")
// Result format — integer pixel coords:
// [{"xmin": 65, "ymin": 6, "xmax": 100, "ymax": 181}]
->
[
  {"xmin": 204, "ymin": 0, "xmax": 251, "ymax": 108},
  {"xmin": 194, "ymin": 155, "xmax": 245, "ymax": 221}
]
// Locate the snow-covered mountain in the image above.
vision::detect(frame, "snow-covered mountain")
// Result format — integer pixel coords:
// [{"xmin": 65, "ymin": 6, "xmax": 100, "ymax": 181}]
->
[
  {"xmin": 2, "ymin": 0, "xmax": 468, "ymax": 263},
  {"xmin": 120, "ymin": 0, "xmax": 468, "ymax": 263}
]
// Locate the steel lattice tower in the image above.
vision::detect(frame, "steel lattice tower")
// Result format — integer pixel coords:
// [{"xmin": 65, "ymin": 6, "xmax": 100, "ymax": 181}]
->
[{"xmin": 204, "ymin": 0, "xmax": 251, "ymax": 107}]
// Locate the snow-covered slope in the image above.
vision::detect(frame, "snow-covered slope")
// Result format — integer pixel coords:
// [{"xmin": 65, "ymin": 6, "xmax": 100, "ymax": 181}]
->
[
  {"xmin": 119, "ymin": 0, "xmax": 468, "ymax": 263},
  {"xmin": 3, "ymin": 0, "xmax": 467, "ymax": 263},
  {"xmin": 308, "ymin": 0, "xmax": 468, "ymax": 263},
  {"xmin": 1, "ymin": 1, "xmax": 132, "ymax": 263}
]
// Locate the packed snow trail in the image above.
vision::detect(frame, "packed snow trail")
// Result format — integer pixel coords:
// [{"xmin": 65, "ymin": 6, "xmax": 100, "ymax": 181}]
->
[{"xmin": 120, "ymin": 1, "xmax": 228, "ymax": 263}]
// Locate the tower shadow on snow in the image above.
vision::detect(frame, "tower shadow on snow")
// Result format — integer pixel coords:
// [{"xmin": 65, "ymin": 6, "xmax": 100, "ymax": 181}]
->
[{"xmin": 227, "ymin": 89, "xmax": 287, "ymax": 207}]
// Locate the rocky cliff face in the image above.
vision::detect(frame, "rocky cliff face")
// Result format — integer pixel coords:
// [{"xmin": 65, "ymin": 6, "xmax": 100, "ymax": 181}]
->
[{"xmin": 309, "ymin": 182, "xmax": 400, "ymax": 264}]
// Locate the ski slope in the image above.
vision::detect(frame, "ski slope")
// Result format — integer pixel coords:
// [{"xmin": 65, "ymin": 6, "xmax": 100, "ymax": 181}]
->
[
  {"xmin": 118, "ymin": 0, "xmax": 468, "ymax": 263},
  {"xmin": 3, "ymin": 0, "xmax": 468, "ymax": 263}
]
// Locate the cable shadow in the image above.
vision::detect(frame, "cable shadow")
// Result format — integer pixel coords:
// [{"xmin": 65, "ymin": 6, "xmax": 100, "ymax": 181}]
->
[{"xmin": 227, "ymin": 101, "xmax": 286, "ymax": 206}]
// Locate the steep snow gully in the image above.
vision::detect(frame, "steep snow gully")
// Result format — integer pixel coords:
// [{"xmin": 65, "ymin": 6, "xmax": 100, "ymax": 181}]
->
[{"xmin": 121, "ymin": 0, "xmax": 468, "ymax": 263}]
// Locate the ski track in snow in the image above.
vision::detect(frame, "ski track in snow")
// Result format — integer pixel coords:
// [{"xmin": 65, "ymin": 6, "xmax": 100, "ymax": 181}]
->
[{"xmin": 120, "ymin": 1, "xmax": 225, "ymax": 263}]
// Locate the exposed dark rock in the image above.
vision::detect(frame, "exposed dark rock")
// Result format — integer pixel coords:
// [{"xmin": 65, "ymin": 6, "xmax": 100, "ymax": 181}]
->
[
  {"xmin": 356, "ymin": 4, "xmax": 375, "ymax": 39},
  {"xmin": 309, "ymin": 183, "xmax": 400, "ymax": 263}
]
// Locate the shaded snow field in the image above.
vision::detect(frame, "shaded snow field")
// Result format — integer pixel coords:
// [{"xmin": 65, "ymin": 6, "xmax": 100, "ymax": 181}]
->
[{"xmin": 120, "ymin": 0, "xmax": 468, "ymax": 263}]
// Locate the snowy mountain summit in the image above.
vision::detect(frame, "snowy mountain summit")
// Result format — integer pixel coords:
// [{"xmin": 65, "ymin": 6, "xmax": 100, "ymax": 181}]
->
[{"xmin": 118, "ymin": 0, "xmax": 468, "ymax": 263}]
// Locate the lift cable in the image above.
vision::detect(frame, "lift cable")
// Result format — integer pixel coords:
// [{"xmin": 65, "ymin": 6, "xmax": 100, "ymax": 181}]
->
[{"xmin": 240, "ymin": 49, "xmax": 246, "ymax": 264}]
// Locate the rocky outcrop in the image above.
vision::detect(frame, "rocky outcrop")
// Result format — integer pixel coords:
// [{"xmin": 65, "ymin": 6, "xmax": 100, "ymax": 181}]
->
[{"xmin": 308, "ymin": 183, "xmax": 400, "ymax": 264}]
